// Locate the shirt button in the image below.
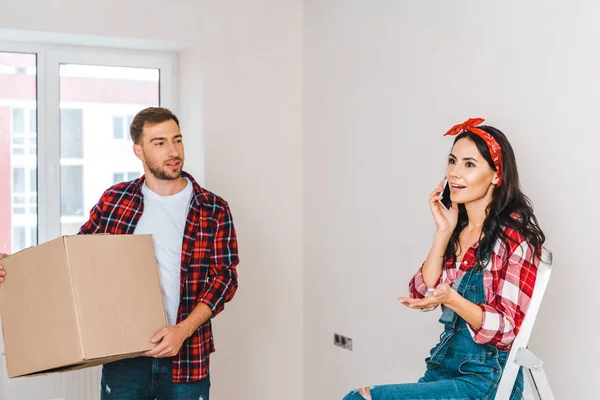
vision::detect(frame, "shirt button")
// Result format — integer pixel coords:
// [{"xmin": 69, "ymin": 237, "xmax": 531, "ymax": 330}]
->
[{"xmin": 463, "ymin": 261, "xmax": 468, "ymax": 265}]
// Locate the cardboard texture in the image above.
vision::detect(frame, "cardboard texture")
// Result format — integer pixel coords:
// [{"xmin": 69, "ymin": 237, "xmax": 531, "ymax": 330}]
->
[{"xmin": 0, "ymin": 234, "xmax": 167, "ymax": 378}]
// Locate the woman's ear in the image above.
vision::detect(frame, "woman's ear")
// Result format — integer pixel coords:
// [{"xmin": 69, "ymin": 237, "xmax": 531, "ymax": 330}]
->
[{"xmin": 492, "ymin": 173, "xmax": 499, "ymax": 185}]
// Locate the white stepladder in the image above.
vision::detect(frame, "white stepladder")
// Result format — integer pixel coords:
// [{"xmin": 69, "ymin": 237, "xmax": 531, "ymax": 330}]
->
[{"xmin": 495, "ymin": 247, "xmax": 555, "ymax": 400}]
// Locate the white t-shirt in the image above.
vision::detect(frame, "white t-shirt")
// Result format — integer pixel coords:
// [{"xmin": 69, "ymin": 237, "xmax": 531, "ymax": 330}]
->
[{"xmin": 134, "ymin": 178, "xmax": 193, "ymax": 326}]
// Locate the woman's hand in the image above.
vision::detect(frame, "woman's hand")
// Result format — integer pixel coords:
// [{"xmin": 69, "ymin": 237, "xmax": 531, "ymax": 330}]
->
[
  {"xmin": 398, "ymin": 283, "xmax": 456, "ymax": 310},
  {"xmin": 430, "ymin": 180, "xmax": 459, "ymax": 234}
]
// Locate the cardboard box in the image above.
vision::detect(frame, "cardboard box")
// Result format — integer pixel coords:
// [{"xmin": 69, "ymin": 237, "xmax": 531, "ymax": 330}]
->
[{"xmin": 0, "ymin": 234, "xmax": 167, "ymax": 378}]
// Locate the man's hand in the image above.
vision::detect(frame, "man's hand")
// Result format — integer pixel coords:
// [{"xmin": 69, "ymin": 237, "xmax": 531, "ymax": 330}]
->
[
  {"xmin": 143, "ymin": 303, "xmax": 212, "ymax": 358},
  {"xmin": 0, "ymin": 253, "xmax": 9, "ymax": 283},
  {"xmin": 143, "ymin": 325, "xmax": 190, "ymax": 358},
  {"xmin": 398, "ymin": 283, "xmax": 456, "ymax": 310}
]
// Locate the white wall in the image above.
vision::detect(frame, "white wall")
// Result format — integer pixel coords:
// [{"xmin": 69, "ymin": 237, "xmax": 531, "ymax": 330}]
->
[
  {"xmin": 178, "ymin": 4, "xmax": 304, "ymax": 400},
  {"xmin": 304, "ymin": 1, "xmax": 599, "ymax": 399},
  {"xmin": 0, "ymin": 1, "xmax": 303, "ymax": 399}
]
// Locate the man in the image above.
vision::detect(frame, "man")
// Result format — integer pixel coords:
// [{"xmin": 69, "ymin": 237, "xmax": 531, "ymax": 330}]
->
[{"xmin": 0, "ymin": 107, "xmax": 239, "ymax": 399}]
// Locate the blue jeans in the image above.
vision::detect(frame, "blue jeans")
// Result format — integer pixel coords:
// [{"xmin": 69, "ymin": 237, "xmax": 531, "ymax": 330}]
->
[
  {"xmin": 343, "ymin": 267, "xmax": 523, "ymax": 400},
  {"xmin": 100, "ymin": 356, "xmax": 210, "ymax": 400},
  {"xmin": 342, "ymin": 334, "xmax": 524, "ymax": 399}
]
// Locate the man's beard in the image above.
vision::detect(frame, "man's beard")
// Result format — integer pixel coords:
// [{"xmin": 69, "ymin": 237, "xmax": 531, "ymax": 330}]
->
[{"xmin": 145, "ymin": 156, "xmax": 183, "ymax": 180}]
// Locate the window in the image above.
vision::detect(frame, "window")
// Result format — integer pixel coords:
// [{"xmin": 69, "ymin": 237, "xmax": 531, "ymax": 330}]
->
[
  {"xmin": 12, "ymin": 136, "xmax": 25, "ymax": 155},
  {"xmin": 12, "ymin": 168, "xmax": 25, "ymax": 193},
  {"xmin": 30, "ymin": 226, "xmax": 37, "ymax": 246},
  {"xmin": 11, "ymin": 168, "xmax": 25, "ymax": 215},
  {"xmin": 13, "ymin": 227, "xmax": 26, "ymax": 251},
  {"xmin": 12, "ymin": 108, "xmax": 25, "ymax": 133},
  {"xmin": 0, "ymin": 48, "xmax": 173, "ymax": 393},
  {"xmin": 60, "ymin": 109, "xmax": 83, "ymax": 158},
  {"xmin": 10, "ymin": 225, "xmax": 36, "ymax": 251},
  {"xmin": 12, "ymin": 197, "xmax": 25, "ymax": 215},
  {"xmin": 29, "ymin": 108, "xmax": 36, "ymax": 131},
  {"xmin": 0, "ymin": 45, "xmax": 173, "ymax": 249},
  {"xmin": 11, "ymin": 166, "xmax": 37, "ymax": 217},
  {"xmin": 60, "ymin": 165, "xmax": 84, "ymax": 216},
  {"xmin": 113, "ymin": 172, "xmax": 140, "ymax": 184},
  {"xmin": 113, "ymin": 115, "xmax": 133, "ymax": 140},
  {"xmin": 30, "ymin": 168, "xmax": 37, "ymax": 192},
  {"xmin": 10, "ymin": 108, "xmax": 37, "ymax": 156},
  {"xmin": 29, "ymin": 169, "xmax": 37, "ymax": 214}
]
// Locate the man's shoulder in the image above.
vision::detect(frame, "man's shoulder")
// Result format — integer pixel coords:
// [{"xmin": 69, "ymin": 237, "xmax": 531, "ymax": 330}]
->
[
  {"xmin": 185, "ymin": 172, "xmax": 230, "ymax": 212},
  {"xmin": 194, "ymin": 185, "xmax": 230, "ymax": 212}
]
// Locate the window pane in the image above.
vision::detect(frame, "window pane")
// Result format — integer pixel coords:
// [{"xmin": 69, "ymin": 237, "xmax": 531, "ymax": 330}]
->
[
  {"xmin": 113, "ymin": 116, "xmax": 123, "ymax": 139},
  {"xmin": 12, "ymin": 108, "xmax": 25, "ymax": 133},
  {"xmin": 13, "ymin": 226, "xmax": 26, "ymax": 250},
  {"xmin": 29, "ymin": 109, "xmax": 36, "ymax": 132},
  {"xmin": 61, "ymin": 223, "xmax": 82, "ymax": 236},
  {"xmin": 0, "ymin": 52, "xmax": 38, "ymax": 253},
  {"xmin": 30, "ymin": 168, "xmax": 37, "ymax": 192},
  {"xmin": 12, "ymin": 195, "xmax": 25, "ymax": 205},
  {"xmin": 30, "ymin": 226, "xmax": 37, "ymax": 246},
  {"xmin": 113, "ymin": 171, "xmax": 139, "ymax": 184},
  {"xmin": 60, "ymin": 109, "xmax": 84, "ymax": 158},
  {"xmin": 59, "ymin": 64, "xmax": 158, "ymax": 235},
  {"xmin": 60, "ymin": 165, "xmax": 84, "ymax": 216},
  {"xmin": 13, "ymin": 206, "xmax": 25, "ymax": 215},
  {"xmin": 29, "ymin": 136, "xmax": 36, "ymax": 155},
  {"xmin": 13, "ymin": 168, "xmax": 25, "ymax": 193},
  {"xmin": 125, "ymin": 116, "xmax": 133, "ymax": 140}
]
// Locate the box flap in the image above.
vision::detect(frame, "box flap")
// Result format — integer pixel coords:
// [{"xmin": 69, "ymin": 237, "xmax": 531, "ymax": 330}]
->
[
  {"xmin": 65, "ymin": 234, "xmax": 167, "ymax": 360},
  {"xmin": 0, "ymin": 237, "xmax": 83, "ymax": 378}
]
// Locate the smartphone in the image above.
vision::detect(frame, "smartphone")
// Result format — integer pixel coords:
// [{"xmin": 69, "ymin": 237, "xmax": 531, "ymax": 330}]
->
[{"xmin": 439, "ymin": 179, "xmax": 452, "ymax": 210}]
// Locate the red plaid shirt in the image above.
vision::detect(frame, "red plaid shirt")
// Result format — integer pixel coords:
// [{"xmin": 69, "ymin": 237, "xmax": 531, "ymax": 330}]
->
[
  {"xmin": 79, "ymin": 171, "xmax": 239, "ymax": 382},
  {"xmin": 409, "ymin": 226, "xmax": 538, "ymax": 350}
]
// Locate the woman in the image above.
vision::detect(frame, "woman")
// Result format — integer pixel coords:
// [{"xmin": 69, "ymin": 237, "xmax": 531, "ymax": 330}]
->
[{"xmin": 343, "ymin": 118, "xmax": 545, "ymax": 400}]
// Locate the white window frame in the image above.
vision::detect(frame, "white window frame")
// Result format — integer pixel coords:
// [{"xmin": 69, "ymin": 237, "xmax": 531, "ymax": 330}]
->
[{"xmin": 0, "ymin": 42, "xmax": 177, "ymax": 245}]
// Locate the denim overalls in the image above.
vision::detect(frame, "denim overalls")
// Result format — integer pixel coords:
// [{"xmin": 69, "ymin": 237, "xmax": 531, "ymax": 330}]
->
[{"xmin": 343, "ymin": 266, "xmax": 524, "ymax": 400}]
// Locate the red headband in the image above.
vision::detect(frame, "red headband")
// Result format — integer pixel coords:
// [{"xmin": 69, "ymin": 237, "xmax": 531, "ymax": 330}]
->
[{"xmin": 443, "ymin": 118, "xmax": 503, "ymax": 187}]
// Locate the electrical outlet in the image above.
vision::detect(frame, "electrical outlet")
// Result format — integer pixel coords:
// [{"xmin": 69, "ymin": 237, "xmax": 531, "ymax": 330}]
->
[{"xmin": 334, "ymin": 333, "xmax": 353, "ymax": 351}]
